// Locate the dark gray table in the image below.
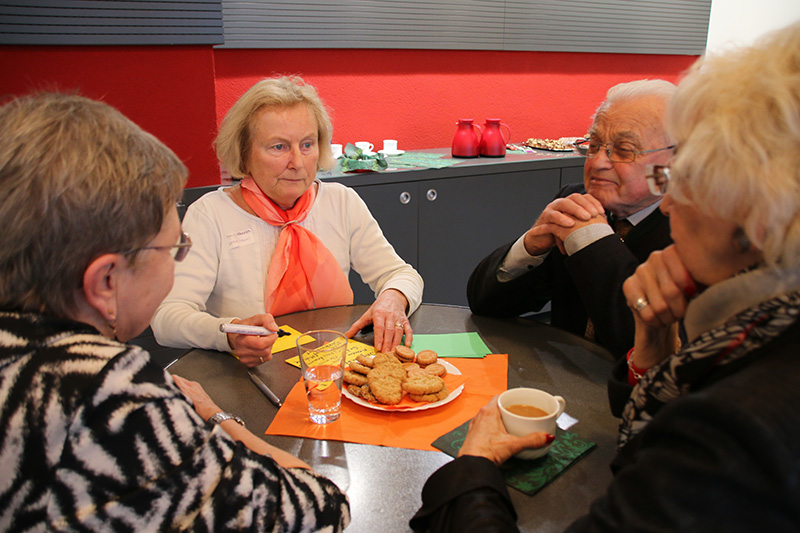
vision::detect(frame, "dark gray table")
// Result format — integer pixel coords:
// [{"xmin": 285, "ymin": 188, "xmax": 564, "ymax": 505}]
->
[{"xmin": 167, "ymin": 304, "xmax": 617, "ymax": 532}]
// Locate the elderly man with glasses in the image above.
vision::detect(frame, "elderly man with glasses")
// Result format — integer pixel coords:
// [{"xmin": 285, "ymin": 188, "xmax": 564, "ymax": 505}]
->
[{"xmin": 467, "ymin": 79, "xmax": 675, "ymax": 360}]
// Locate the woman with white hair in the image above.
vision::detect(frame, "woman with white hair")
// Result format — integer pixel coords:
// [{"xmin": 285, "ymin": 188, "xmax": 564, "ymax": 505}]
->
[
  {"xmin": 152, "ymin": 76, "xmax": 423, "ymax": 366},
  {"xmin": 412, "ymin": 21, "xmax": 800, "ymax": 531}
]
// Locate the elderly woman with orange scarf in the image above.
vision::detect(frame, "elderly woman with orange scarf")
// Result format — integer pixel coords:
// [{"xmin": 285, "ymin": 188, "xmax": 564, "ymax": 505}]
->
[{"xmin": 151, "ymin": 76, "xmax": 423, "ymax": 367}]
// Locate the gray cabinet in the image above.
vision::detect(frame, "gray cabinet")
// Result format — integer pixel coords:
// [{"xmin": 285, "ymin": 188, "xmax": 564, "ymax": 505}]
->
[{"xmin": 328, "ymin": 150, "xmax": 583, "ymax": 306}]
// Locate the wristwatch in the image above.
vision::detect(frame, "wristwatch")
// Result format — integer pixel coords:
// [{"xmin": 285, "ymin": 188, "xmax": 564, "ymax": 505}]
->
[{"xmin": 208, "ymin": 411, "xmax": 245, "ymax": 427}]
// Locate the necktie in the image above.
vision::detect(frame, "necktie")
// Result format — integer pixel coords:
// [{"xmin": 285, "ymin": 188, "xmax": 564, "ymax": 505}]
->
[
  {"xmin": 586, "ymin": 217, "xmax": 634, "ymax": 340},
  {"xmin": 614, "ymin": 218, "xmax": 634, "ymax": 241}
]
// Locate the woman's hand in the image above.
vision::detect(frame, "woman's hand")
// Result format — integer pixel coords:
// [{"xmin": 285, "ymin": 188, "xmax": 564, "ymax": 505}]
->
[
  {"xmin": 458, "ymin": 397, "xmax": 554, "ymax": 466},
  {"xmin": 344, "ymin": 289, "xmax": 411, "ymax": 353},
  {"xmin": 226, "ymin": 314, "xmax": 280, "ymax": 368},
  {"xmin": 623, "ymin": 245, "xmax": 697, "ymax": 368},
  {"xmin": 172, "ymin": 375, "xmax": 221, "ymax": 421}
]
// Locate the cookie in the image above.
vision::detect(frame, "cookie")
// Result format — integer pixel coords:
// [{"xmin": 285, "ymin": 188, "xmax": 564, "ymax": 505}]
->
[
  {"xmin": 402, "ymin": 362, "xmax": 420, "ymax": 372},
  {"xmin": 402, "ymin": 374, "xmax": 445, "ymax": 395},
  {"xmin": 409, "ymin": 385, "xmax": 450, "ymax": 403},
  {"xmin": 349, "ymin": 360, "xmax": 372, "ymax": 375},
  {"xmin": 343, "ymin": 369, "xmax": 368, "ymax": 386},
  {"xmin": 394, "ymin": 345, "xmax": 416, "ymax": 362},
  {"xmin": 368, "ymin": 375, "xmax": 403, "ymax": 405},
  {"xmin": 368, "ymin": 362, "xmax": 407, "ymax": 382},
  {"xmin": 424, "ymin": 363, "xmax": 447, "ymax": 377},
  {"xmin": 373, "ymin": 352, "xmax": 400, "ymax": 366},
  {"xmin": 416, "ymin": 349, "xmax": 438, "ymax": 367},
  {"xmin": 358, "ymin": 384, "xmax": 377, "ymax": 403},
  {"xmin": 356, "ymin": 354, "xmax": 375, "ymax": 368}
]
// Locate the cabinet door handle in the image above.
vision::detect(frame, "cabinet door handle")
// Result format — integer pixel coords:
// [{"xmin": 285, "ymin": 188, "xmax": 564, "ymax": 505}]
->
[
  {"xmin": 426, "ymin": 189, "xmax": 438, "ymax": 202},
  {"xmin": 399, "ymin": 191, "xmax": 412, "ymax": 204}
]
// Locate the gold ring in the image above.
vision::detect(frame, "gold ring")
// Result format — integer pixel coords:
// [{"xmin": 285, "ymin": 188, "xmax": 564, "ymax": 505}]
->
[
  {"xmin": 259, "ymin": 356, "xmax": 264, "ymax": 363},
  {"xmin": 395, "ymin": 321, "xmax": 405, "ymax": 329},
  {"xmin": 634, "ymin": 297, "xmax": 650, "ymax": 311}
]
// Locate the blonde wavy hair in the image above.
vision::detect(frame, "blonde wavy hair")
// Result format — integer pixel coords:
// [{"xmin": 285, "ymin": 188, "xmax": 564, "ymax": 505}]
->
[
  {"xmin": 667, "ymin": 22, "xmax": 800, "ymax": 268},
  {"xmin": 0, "ymin": 93, "xmax": 187, "ymax": 316},
  {"xmin": 215, "ymin": 76, "xmax": 335, "ymax": 178}
]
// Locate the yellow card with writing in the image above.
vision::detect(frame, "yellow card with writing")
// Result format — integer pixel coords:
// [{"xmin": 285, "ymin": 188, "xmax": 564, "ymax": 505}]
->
[{"xmin": 285, "ymin": 338, "xmax": 377, "ymax": 368}]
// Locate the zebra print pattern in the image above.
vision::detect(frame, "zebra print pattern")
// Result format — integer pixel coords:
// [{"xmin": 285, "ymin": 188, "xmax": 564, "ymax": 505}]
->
[{"xmin": 0, "ymin": 312, "xmax": 350, "ymax": 531}]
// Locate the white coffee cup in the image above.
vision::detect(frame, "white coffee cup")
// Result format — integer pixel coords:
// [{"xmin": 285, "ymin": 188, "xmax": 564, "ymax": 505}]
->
[
  {"xmin": 330, "ymin": 143, "xmax": 343, "ymax": 158},
  {"xmin": 382, "ymin": 139, "xmax": 398, "ymax": 152},
  {"xmin": 498, "ymin": 387, "xmax": 566, "ymax": 460},
  {"xmin": 355, "ymin": 141, "xmax": 374, "ymax": 154}
]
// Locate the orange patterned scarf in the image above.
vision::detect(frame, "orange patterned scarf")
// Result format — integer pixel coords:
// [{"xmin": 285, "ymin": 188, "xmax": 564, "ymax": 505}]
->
[{"xmin": 241, "ymin": 178, "xmax": 353, "ymax": 316}]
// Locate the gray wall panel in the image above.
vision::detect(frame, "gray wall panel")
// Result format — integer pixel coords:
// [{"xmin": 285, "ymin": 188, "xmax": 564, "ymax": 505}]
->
[
  {"xmin": 219, "ymin": 0, "xmax": 710, "ymax": 54},
  {"xmin": 0, "ymin": 0, "xmax": 223, "ymax": 45}
]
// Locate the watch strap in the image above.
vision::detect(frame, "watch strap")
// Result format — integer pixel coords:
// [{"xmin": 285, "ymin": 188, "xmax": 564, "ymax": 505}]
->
[{"xmin": 208, "ymin": 411, "xmax": 245, "ymax": 427}]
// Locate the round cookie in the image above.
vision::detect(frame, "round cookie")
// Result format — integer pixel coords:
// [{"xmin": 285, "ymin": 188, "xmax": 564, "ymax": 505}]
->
[
  {"xmin": 373, "ymin": 352, "xmax": 400, "ymax": 366},
  {"xmin": 368, "ymin": 375, "xmax": 403, "ymax": 405},
  {"xmin": 402, "ymin": 374, "xmax": 445, "ymax": 395},
  {"xmin": 394, "ymin": 345, "xmax": 416, "ymax": 362},
  {"xmin": 356, "ymin": 354, "xmax": 375, "ymax": 368},
  {"xmin": 369, "ymin": 363, "xmax": 407, "ymax": 382},
  {"xmin": 424, "ymin": 363, "xmax": 447, "ymax": 377},
  {"xmin": 349, "ymin": 360, "xmax": 372, "ymax": 375},
  {"xmin": 409, "ymin": 386, "xmax": 450, "ymax": 403},
  {"xmin": 344, "ymin": 369, "xmax": 368, "ymax": 386},
  {"xmin": 416, "ymin": 349, "xmax": 438, "ymax": 367}
]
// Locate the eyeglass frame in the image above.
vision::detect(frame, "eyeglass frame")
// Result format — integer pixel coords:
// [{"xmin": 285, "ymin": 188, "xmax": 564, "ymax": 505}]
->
[
  {"xmin": 645, "ymin": 164, "xmax": 671, "ymax": 196},
  {"xmin": 572, "ymin": 138, "xmax": 675, "ymax": 163},
  {"xmin": 122, "ymin": 231, "xmax": 192, "ymax": 262}
]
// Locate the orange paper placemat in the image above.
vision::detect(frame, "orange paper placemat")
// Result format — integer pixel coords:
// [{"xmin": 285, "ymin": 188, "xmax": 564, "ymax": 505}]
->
[{"xmin": 265, "ymin": 354, "xmax": 508, "ymax": 451}]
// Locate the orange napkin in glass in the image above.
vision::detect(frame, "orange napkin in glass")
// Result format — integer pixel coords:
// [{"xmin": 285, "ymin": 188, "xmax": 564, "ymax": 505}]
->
[{"xmin": 265, "ymin": 354, "xmax": 508, "ymax": 451}]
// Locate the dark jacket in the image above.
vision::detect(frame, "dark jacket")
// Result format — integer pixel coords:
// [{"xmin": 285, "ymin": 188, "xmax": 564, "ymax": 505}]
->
[
  {"xmin": 411, "ymin": 319, "xmax": 800, "ymax": 532},
  {"xmin": 467, "ymin": 184, "xmax": 672, "ymax": 360}
]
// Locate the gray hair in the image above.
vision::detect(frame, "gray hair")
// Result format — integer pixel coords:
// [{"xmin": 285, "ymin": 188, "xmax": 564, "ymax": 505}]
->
[
  {"xmin": 667, "ymin": 22, "xmax": 800, "ymax": 268},
  {"xmin": 0, "ymin": 93, "xmax": 187, "ymax": 316},
  {"xmin": 215, "ymin": 76, "xmax": 335, "ymax": 178}
]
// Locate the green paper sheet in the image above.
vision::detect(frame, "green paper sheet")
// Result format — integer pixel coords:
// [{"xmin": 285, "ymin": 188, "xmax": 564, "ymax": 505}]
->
[{"xmin": 409, "ymin": 332, "xmax": 490, "ymax": 358}]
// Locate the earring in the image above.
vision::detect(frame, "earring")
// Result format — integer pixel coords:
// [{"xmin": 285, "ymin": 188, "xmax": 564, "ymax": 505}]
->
[
  {"xmin": 107, "ymin": 309, "xmax": 118, "ymax": 340},
  {"xmin": 734, "ymin": 228, "xmax": 751, "ymax": 253}
]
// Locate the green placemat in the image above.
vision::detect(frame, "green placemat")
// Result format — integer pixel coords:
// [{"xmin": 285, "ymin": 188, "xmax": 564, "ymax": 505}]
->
[
  {"xmin": 432, "ymin": 420, "xmax": 597, "ymax": 496},
  {"xmin": 409, "ymin": 332, "xmax": 490, "ymax": 358}
]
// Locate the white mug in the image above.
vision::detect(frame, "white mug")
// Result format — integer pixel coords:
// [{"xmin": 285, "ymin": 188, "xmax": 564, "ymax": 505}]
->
[
  {"xmin": 330, "ymin": 143, "xmax": 343, "ymax": 158},
  {"xmin": 355, "ymin": 141, "xmax": 374, "ymax": 154},
  {"xmin": 382, "ymin": 139, "xmax": 398, "ymax": 152},
  {"xmin": 498, "ymin": 387, "xmax": 566, "ymax": 459}
]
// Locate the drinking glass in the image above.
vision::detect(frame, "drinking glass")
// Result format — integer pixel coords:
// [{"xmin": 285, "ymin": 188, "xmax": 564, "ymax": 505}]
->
[{"xmin": 297, "ymin": 330, "xmax": 348, "ymax": 424}]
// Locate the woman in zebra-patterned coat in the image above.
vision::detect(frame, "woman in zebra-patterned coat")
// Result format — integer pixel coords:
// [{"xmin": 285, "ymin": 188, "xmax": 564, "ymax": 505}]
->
[{"xmin": 0, "ymin": 93, "xmax": 349, "ymax": 532}]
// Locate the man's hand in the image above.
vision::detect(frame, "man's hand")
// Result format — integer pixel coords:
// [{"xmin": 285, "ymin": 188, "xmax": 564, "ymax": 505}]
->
[{"xmin": 524, "ymin": 193, "xmax": 606, "ymax": 256}]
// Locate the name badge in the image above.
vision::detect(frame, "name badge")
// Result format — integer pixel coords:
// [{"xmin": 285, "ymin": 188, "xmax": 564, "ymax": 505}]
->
[{"xmin": 226, "ymin": 229, "xmax": 255, "ymax": 249}]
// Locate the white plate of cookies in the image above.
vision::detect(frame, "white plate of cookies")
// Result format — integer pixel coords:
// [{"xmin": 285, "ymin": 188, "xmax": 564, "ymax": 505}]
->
[{"xmin": 343, "ymin": 348, "xmax": 465, "ymax": 412}]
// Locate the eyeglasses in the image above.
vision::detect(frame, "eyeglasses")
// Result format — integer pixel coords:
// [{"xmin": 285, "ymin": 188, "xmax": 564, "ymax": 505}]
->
[
  {"xmin": 123, "ymin": 231, "xmax": 192, "ymax": 262},
  {"xmin": 573, "ymin": 139, "xmax": 675, "ymax": 163},
  {"xmin": 645, "ymin": 165, "xmax": 670, "ymax": 196}
]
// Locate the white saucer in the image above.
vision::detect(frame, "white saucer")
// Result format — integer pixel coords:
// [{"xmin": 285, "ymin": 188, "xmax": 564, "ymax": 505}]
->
[
  {"xmin": 361, "ymin": 151, "xmax": 376, "ymax": 156},
  {"xmin": 378, "ymin": 149, "xmax": 405, "ymax": 156}
]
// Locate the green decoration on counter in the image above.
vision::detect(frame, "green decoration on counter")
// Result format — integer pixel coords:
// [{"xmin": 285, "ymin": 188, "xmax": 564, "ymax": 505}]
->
[{"xmin": 339, "ymin": 143, "xmax": 389, "ymax": 173}]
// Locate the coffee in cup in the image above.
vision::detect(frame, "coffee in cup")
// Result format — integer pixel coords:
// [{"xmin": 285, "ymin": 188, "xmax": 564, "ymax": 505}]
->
[{"xmin": 498, "ymin": 387, "xmax": 566, "ymax": 459}]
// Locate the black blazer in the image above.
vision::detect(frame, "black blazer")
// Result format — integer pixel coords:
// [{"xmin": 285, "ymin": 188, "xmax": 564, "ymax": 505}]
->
[{"xmin": 467, "ymin": 184, "xmax": 672, "ymax": 359}]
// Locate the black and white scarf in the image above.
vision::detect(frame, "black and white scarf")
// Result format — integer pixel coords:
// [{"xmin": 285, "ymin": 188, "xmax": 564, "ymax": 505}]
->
[{"xmin": 618, "ymin": 289, "xmax": 800, "ymax": 450}]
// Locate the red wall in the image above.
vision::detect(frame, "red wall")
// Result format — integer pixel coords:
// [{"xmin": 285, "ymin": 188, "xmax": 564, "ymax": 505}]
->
[{"xmin": 1, "ymin": 46, "xmax": 697, "ymax": 187}]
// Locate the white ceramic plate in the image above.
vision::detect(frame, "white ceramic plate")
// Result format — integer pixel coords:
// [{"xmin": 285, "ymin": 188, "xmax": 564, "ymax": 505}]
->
[
  {"xmin": 343, "ymin": 359, "xmax": 463, "ymax": 412},
  {"xmin": 378, "ymin": 149, "xmax": 405, "ymax": 156}
]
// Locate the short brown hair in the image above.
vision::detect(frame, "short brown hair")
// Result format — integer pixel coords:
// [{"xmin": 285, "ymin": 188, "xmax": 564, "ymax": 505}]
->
[
  {"xmin": 215, "ymin": 76, "xmax": 335, "ymax": 178},
  {"xmin": 0, "ymin": 93, "xmax": 187, "ymax": 316}
]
